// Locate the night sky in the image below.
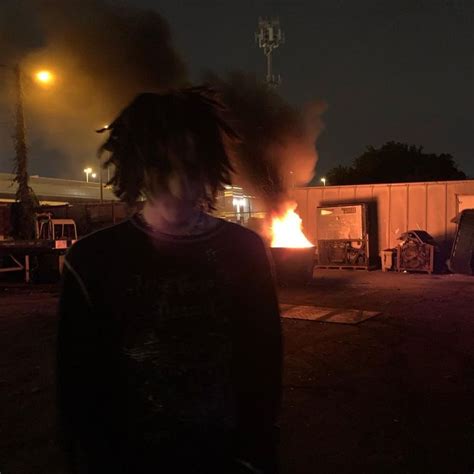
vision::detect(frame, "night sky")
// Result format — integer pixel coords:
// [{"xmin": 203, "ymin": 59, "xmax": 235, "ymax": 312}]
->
[
  {"xmin": 153, "ymin": 0, "xmax": 473, "ymax": 179},
  {"xmin": 0, "ymin": 0, "xmax": 473, "ymax": 181}
]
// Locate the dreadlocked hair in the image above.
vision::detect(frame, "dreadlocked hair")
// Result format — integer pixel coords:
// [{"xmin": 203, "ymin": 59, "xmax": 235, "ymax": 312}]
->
[{"xmin": 98, "ymin": 85, "xmax": 239, "ymax": 209}]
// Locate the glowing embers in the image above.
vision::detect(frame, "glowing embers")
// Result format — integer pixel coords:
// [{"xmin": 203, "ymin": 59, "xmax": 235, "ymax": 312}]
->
[{"xmin": 270, "ymin": 202, "xmax": 313, "ymax": 248}]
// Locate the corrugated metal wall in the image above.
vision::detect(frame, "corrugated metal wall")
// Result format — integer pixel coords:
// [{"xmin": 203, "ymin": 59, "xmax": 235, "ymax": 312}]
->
[{"xmin": 291, "ymin": 180, "xmax": 474, "ymax": 250}]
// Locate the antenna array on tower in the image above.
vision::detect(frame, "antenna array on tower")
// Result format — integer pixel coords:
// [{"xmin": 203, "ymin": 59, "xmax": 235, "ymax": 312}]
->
[{"xmin": 255, "ymin": 17, "xmax": 285, "ymax": 88}]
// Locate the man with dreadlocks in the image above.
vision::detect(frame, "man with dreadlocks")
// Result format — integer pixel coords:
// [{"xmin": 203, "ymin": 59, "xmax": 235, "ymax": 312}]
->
[{"xmin": 57, "ymin": 87, "xmax": 282, "ymax": 474}]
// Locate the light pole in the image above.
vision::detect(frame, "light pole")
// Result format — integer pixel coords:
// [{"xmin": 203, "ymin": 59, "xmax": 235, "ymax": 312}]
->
[
  {"xmin": 84, "ymin": 167, "xmax": 92, "ymax": 182},
  {"xmin": 96, "ymin": 124, "xmax": 110, "ymax": 203},
  {"xmin": 84, "ymin": 167, "xmax": 104, "ymax": 202},
  {"xmin": 99, "ymin": 166, "xmax": 104, "ymax": 203},
  {"xmin": 320, "ymin": 177, "xmax": 327, "ymax": 186}
]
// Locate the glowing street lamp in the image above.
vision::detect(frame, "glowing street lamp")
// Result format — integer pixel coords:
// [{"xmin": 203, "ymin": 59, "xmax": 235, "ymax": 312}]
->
[
  {"xmin": 35, "ymin": 70, "xmax": 54, "ymax": 86},
  {"xmin": 320, "ymin": 177, "xmax": 327, "ymax": 186},
  {"xmin": 84, "ymin": 167, "xmax": 93, "ymax": 182}
]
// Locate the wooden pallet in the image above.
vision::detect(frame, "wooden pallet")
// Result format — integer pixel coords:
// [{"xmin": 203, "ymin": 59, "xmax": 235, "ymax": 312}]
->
[
  {"xmin": 397, "ymin": 268, "xmax": 433, "ymax": 275},
  {"xmin": 314, "ymin": 265, "xmax": 376, "ymax": 271}
]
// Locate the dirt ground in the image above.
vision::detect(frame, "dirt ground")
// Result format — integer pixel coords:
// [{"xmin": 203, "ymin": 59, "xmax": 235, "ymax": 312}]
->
[{"xmin": 1, "ymin": 270, "xmax": 474, "ymax": 473}]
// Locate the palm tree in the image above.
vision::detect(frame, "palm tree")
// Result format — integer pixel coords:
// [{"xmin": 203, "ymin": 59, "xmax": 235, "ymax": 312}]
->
[{"xmin": 12, "ymin": 65, "xmax": 38, "ymax": 240}]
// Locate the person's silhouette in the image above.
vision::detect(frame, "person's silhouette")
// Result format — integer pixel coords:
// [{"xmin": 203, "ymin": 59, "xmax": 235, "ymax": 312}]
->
[{"xmin": 57, "ymin": 87, "xmax": 282, "ymax": 473}]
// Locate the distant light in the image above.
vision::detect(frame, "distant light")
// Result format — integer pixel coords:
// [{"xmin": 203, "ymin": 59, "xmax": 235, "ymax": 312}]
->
[
  {"xmin": 84, "ymin": 168, "xmax": 92, "ymax": 173},
  {"xmin": 91, "ymin": 173, "xmax": 97, "ymax": 179},
  {"xmin": 233, "ymin": 198, "xmax": 246, "ymax": 210},
  {"xmin": 320, "ymin": 177, "xmax": 327, "ymax": 186},
  {"xmin": 35, "ymin": 70, "xmax": 54, "ymax": 85}
]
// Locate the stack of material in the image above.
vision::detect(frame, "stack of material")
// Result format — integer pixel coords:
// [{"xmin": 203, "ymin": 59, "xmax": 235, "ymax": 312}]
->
[{"xmin": 448, "ymin": 209, "xmax": 474, "ymax": 275}]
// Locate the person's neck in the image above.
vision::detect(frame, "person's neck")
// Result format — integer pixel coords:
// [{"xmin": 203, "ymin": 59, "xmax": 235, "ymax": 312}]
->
[{"xmin": 142, "ymin": 200, "xmax": 206, "ymax": 236}]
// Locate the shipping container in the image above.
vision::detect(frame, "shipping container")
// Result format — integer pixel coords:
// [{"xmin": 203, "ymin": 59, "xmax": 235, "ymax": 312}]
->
[{"xmin": 290, "ymin": 180, "xmax": 474, "ymax": 261}]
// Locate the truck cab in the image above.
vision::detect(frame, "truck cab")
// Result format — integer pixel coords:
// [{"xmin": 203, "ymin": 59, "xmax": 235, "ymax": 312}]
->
[{"xmin": 36, "ymin": 214, "xmax": 78, "ymax": 248}]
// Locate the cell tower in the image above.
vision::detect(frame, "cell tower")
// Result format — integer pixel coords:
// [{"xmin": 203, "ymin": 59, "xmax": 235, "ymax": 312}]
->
[{"xmin": 255, "ymin": 17, "xmax": 285, "ymax": 88}]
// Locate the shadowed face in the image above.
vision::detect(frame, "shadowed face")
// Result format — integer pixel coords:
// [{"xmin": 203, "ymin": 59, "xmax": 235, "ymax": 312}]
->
[
  {"xmin": 166, "ymin": 171, "xmax": 203, "ymax": 204},
  {"xmin": 144, "ymin": 135, "xmax": 205, "ymax": 209}
]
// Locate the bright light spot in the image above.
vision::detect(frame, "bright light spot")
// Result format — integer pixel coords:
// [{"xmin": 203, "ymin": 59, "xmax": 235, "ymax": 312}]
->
[
  {"xmin": 232, "ymin": 198, "xmax": 246, "ymax": 212},
  {"xmin": 84, "ymin": 168, "xmax": 92, "ymax": 174},
  {"xmin": 271, "ymin": 203, "xmax": 313, "ymax": 248},
  {"xmin": 35, "ymin": 70, "xmax": 54, "ymax": 85},
  {"xmin": 91, "ymin": 173, "xmax": 97, "ymax": 179}
]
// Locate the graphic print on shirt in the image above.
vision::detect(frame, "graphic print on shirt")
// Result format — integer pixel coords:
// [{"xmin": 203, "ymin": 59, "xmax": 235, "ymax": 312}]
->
[{"xmin": 120, "ymin": 266, "xmax": 235, "ymax": 437}]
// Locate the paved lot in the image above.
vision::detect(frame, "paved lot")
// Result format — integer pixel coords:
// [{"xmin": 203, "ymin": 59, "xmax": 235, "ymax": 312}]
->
[
  {"xmin": 280, "ymin": 270, "xmax": 474, "ymax": 474},
  {"xmin": 1, "ymin": 270, "xmax": 474, "ymax": 473}
]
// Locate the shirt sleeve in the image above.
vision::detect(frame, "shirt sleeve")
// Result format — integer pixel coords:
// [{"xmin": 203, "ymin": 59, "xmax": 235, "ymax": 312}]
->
[
  {"xmin": 233, "ymin": 234, "xmax": 282, "ymax": 473},
  {"xmin": 57, "ymin": 257, "xmax": 122, "ymax": 473}
]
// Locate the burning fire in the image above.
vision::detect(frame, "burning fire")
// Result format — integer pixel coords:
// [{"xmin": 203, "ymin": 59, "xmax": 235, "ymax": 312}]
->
[{"xmin": 270, "ymin": 203, "xmax": 314, "ymax": 248}]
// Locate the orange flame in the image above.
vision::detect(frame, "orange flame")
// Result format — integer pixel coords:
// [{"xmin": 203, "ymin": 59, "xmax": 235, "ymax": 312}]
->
[{"xmin": 271, "ymin": 203, "xmax": 314, "ymax": 248}]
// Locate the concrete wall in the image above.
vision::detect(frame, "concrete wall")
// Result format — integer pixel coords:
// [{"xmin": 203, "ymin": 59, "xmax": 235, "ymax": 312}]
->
[{"xmin": 290, "ymin": 180, "xmax": 474, "ymax": 250}]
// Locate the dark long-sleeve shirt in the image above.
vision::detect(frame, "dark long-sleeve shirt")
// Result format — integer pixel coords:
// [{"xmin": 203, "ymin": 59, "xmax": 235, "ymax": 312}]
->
[{"xmin": 57, "ymin": 214, "xmax": 282, "ymax": 473}]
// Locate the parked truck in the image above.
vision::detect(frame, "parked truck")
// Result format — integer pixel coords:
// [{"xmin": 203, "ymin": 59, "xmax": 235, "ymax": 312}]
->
[{"xmin": 0, "ymin": 206, "xmax": 78, "ymax": 282}]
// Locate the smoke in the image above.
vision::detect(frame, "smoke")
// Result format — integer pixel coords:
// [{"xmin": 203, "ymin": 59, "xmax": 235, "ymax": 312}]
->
[
  {"xmin": 0, "ymin": 0, "xmax": 187, "ymax": 178},
  {"xmin": 205, "ymin": 72, "xmax": 325, "ymax": 214},
  {"xmin": 0, "ymin": 1, "xmax": 325, "ymax": 212},
  {"xmin": 0, "ymin": 1, "xmax": 43, "ymax": 61}
]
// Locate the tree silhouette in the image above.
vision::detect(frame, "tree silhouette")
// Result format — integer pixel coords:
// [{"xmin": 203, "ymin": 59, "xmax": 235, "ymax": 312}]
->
[
  {"xmin": 325, "ymin": 142, "xmax": 466, "ymax": 185},
  {"xmin": 12, "ymin": 65, "xmax": 39, "ymax": 240}
]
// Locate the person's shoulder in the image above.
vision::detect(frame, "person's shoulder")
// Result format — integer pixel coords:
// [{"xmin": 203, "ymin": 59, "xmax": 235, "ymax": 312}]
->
[
  {"xmin": 220, "ymin": 220, "xmax": 268, "ymax": 249},
  {"xmin": 66, "ymin": 219, "xmax": 133, "ymax": 266}
]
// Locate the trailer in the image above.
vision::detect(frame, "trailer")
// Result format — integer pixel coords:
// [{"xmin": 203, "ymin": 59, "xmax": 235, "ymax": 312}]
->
[{"xmin": 0, "ymin": 212, "xmax": 77, "ymax": 283}]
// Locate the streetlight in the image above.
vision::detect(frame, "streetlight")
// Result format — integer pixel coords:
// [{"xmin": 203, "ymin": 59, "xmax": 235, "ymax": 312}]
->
[
  {"xmin": 96, "ymin": 124, "xmax": 111, "ymax": 203},
  {"xmin": 320, "ymin": 177, "xmax": 327, "ymax": 186},
  {"xmin": 35, "ymin": 70, "xmax": 54, "ymax": 86},
  {"xmin": 84, "ymin": 167, "xmax": 93, "ymax": 182}
]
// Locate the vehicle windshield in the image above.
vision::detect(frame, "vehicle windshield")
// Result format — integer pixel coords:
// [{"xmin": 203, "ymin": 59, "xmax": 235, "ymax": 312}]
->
[{"xmin": 54, "ymin": 224, "xmax": 76, "ymax": 240}]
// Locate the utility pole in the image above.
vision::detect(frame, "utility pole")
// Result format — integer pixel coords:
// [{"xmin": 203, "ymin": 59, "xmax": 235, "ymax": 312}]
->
[{"xmin": 255, "ymin": 17, "xmax": 285, "ymax": 88}]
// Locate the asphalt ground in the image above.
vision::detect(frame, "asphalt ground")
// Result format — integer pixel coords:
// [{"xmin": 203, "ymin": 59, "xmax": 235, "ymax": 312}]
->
[{"xmin": 1, "ymin": 270, "xmax": 474, "ymax": 473}]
